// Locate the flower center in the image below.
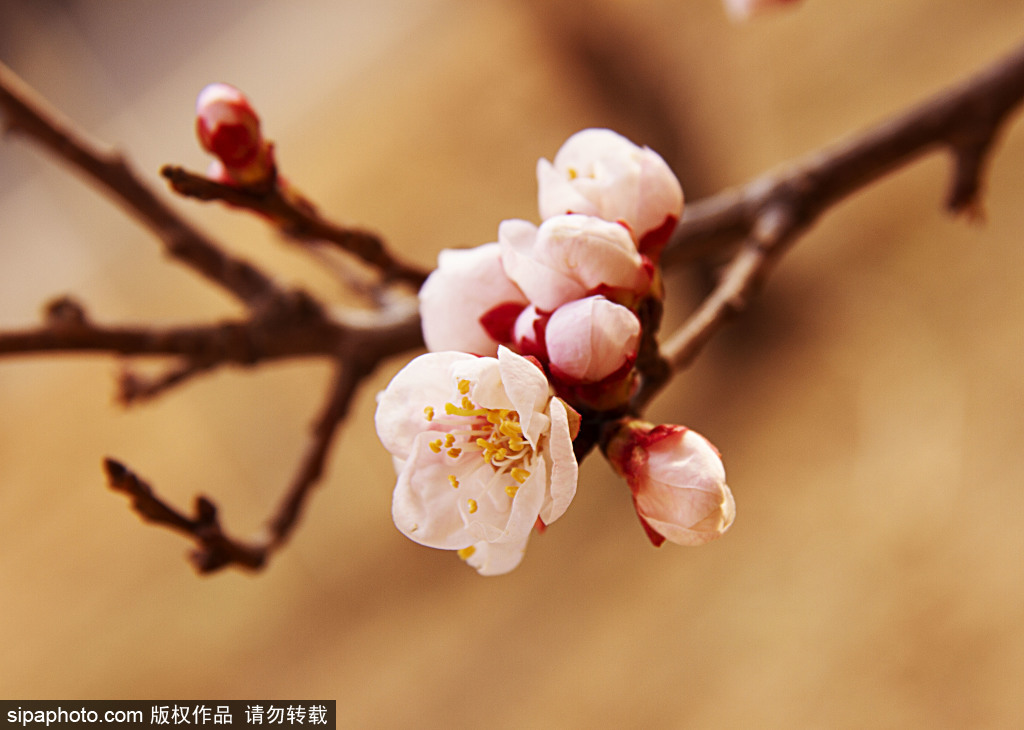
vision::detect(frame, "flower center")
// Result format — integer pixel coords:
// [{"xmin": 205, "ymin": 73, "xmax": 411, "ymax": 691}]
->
[{"xmin": 423, "ymin": 378, "xmax": 534, "ymax": 506}]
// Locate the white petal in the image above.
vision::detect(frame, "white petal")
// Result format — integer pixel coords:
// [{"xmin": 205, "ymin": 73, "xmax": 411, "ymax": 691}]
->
[
  {"xmin": 639, "ymin": 483, "xmax": 736, "ymax": 546},
  {"xmin": 498, "ymin": 465, "xmax": 546, "ymax": 543},
  {"xmin": 419, "ymin": 243, "xmax": 526, "ymax": 356},
  {"xmin": 645, "ymin": 430, "xmax": 726, "ymax": 492},
  {"xmin": 539, "ymin": 215, "xmax": 646, "ymax": 292},
  {"xmin": 465, "ymin": 536, "xmax": 529, "ymax": 575},
  {"xmin": 539, "ymin": 396, "xmax": 578, "ymax": 524},
  {"xmin": 497, "ymin": 346, "xmax": 551, "ymax": 446},
  {"xmin": 449, "ymin": 356, "xmax": 514, "ymax": 412},
  {"xmin": 374, "ymin": 351, "xmax": 475, "ymax": 459},
  {"xmin": 391, "ymin": 432, "xmax": 479, "ymax": 549},
  {"xmin": 499, "ymin": 218, "xmax": 588, "ymax": 311},
  {"xmin": 537, "ymin": 157, "xmax": 598, "ymax": 220}
]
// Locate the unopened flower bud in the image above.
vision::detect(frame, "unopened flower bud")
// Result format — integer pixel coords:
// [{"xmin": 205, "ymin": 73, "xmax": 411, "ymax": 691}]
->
[
  {"xmin": 195, "ymin": 83, "xmax": 274, "ymax": 185},
  {"xmin": 545, "ymin": 296, "xmax": 640, "ymax": 383},
  {"xmin": 606, "ymin": 420, "xmax": 735, "ymax": 547}
]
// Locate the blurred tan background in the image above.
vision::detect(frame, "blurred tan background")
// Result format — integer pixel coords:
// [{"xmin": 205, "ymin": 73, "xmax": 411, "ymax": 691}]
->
[{"xmin": 2, "ymin": 0, "xmax": 1024, "ymax": 726}]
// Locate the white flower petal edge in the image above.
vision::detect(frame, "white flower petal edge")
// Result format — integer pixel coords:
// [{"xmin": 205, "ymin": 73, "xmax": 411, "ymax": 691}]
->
[
  {"xmin": 465, "ymin": 536, "xmax": 530, "ymax": 576},
  {"xmin": 418, "ymin": 243, "xmax": 527, "ymax": 356},
  {"xmin": 499, "ymin": 214, "xmax": 650, "ymax": 312},
  {"xmin": 374, "ymin": 346, "xmax": 579, "ymax": 574},
  {"xmin": 537, "ymin": 128, "xmax": 683, "ymax": 244}
]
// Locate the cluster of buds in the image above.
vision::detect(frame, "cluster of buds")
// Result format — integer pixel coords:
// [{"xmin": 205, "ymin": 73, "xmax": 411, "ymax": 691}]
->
[
  {"xmin": 376, "ymin": 129, "xmax": 735, "ymax": 574},
  {"xmin": 419, "ymin": 129, "xmax": 678, "ymax": 407}
]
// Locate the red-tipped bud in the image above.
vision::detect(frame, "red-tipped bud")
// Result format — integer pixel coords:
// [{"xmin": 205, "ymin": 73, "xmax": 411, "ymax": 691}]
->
[
  {"xmin": 606, "ymin": 420, "xmax": 735, "ymax": 547},
  {"xmin": 195, "ymin": 83, "xmax": 274, "ymax": 185}
]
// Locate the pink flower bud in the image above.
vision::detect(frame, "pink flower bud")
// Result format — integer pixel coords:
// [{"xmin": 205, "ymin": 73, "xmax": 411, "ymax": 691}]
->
[
  {"xmin": 499, "ymin": 214, "xmax": 651, "ymax": 313},
  {"xmin": 606, "ymin": 421, "xmax": 735, "ymax": 547},
  {"xmin": 195, "ymin": 83, "xmax": 274, "ymax": 185},
  {"xmin": 723, "ymin": 0, "xmax": 800, "ymax": 21},
  {"xmin": 545, "ymin": 296, "xmax": 640, "ymax": 383},
  {"xmin": 537, "ymin": 129, "xmax": 683, "ymax": 256},
  {"xmin": 419, "ymin": 243, "xmax": 528, "ymax": 357}
]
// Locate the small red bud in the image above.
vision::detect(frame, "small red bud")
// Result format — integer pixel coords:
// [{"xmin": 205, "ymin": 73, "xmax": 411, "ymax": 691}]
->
[{"xmin": 194, "ymin": 83, "xmax": 274, "ymax": 185}]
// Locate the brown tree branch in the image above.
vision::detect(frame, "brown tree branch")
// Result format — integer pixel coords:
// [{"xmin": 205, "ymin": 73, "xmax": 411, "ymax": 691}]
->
[
  {"xmin": 104, "ymin": 360, "xmax": 368, "ymax": 573},
  {"xmin": 661, "ymin": 39, "xmax": 1024, "ymax": 269},
  {"xmin": 0, "ymin": 295, "xmax": 338, "ymax": 362},
  {"xmin": 0, "ymin": 62, "xmax": 285, "ymax": 307},
  {"xmin": 117, "ymin": 360, "xmax": 217, "ymax": 406},
  {"xmin": 160, "ymin": 165, "xmax": 430, "ymax": 288},
  {"xmin": 0, "ymin": 60, "xmax": 429, "ymax": 573},
  {"xmin": 264, "ymin": 362, "xmax": 364, "ymax": 549},
  {"xmin": 629, "ymin": 39, "xmax": 1024, "ymax": 412},
  {"xmin": 104, "ymin": 458, "xmax": 267, "ymax": 572}
]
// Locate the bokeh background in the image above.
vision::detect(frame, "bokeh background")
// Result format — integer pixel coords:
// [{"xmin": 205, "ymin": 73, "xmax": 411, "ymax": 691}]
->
[{"xmin": 2, "ymin": 0, "xmax": 1023, "ymax": 726}]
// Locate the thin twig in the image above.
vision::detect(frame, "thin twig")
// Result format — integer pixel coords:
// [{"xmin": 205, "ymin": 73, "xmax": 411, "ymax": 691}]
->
[
  {"xmin": 104, "ymin": 458, "xmax": 267, "ymax": 572},
  {"xmin": 264, "ymin": 362, "xmax": 364, "ymax": 548},
  {"xmin": 629, "ymin": 39, "xmax": 1024, "ymax": 413},
  {"xmin": 0, "ymin": 61, "xmax": 427, "ymax": 573},
  {"xmin": 662, "ymin": 206, "xmax": 795, "ymax": 366},
  {"xmin": 0, "ymin": 62, "xmax": 284, "ymax": 307},
  {"xmin": 661, "ymin": 39, "xmax": 1024, "ymax": 268},
  {"xmin": 104, "ymin": 360, "xmax": 368, "ymax": 572},
  {"xmin": 161, "ymin": 165, "xmax": 430, "ymax": 288},
  {"xmin": 117, "ymin": 360, "xmax": 217, "ymax": 406}
]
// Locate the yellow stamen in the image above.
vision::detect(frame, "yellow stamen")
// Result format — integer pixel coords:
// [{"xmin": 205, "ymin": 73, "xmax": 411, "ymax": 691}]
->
[
  {"xmin": 423, "ymin": 406, "xmax": 434, "ymax": 421},
  {"xmin": 457, "ymin": 546, "xmax": 476, "ymax": 560},
  {"xmin": 458, "ymin": 379, "xmax": 470, "ymax": 395},
  {"xmin": 486, "ymin": 409, "xmax": 510, "ymax": 425},
  {"xmin": 467, "ymin": 499, "xmax": 478, "ymax": 514},
  {"xmin": 444, "ymin": 434, "xmax": 455, "ymax": 448},
  {"xmin": 567, "ymin": 167, "xmax": 578, "ymax": 180},
  {"xmin": 500, "ymin": 420, "xmax": 522, "ymax": 436},
  {"xmin": 429, "ymin": 439, "xmax": 443, "ymax": 453},
  {"xmin": 445, "ymin": 402, "xmax": 487, "ymax": 418},
  {"xmin": 449, "ymin": 475, "xmax": 459, "ymax": 489},
  {"xmin": 447, "ymin": 447, "xmax": 462, "ymax": 458},
  {"xmin": 511, "ymin": 467, "xmax": 531, "ymax": 484},
  {"xmin": 505, "ymin": 485, "xmax": 519, "ymax": 498}
]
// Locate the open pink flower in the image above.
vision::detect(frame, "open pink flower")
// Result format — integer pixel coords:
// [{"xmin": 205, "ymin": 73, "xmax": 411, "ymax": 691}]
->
[
  {"xmin": 195, "ymin": 83, "xmax": 274, "ymax": 186},
  {"xmin": 545, "ymin": 296, "xmax": 641, "ymax": 383},
  {"xmin": 537, "ymin": 128, "xmax": 683, "ymax": 254},
  {"xmin": 419, "ymin": 243, "xmax": 528, "ymax": 356},
  {"xmin": 374, "ymin": 347, "xmax": 578, "ymax": 575},
  {"xmin": 499, "ymin": 214, "xmax": 651, "ymax": 313},
  {"xmin": 607, "ymin": 421, "xmax": 735, "ymax": 547}
]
